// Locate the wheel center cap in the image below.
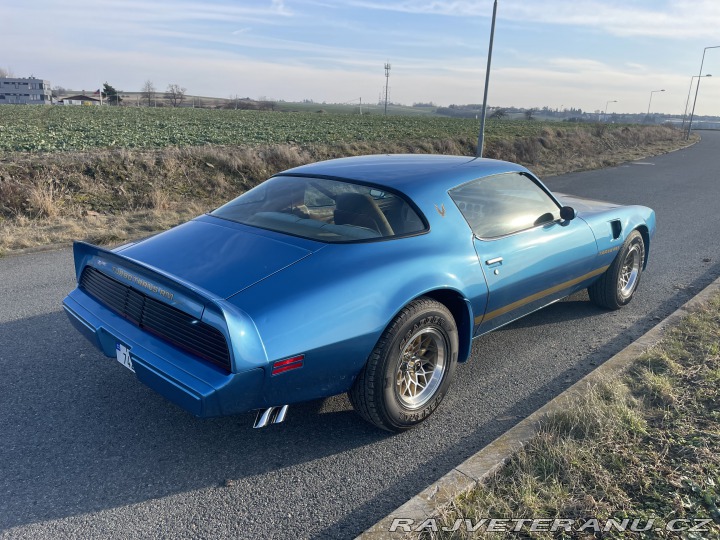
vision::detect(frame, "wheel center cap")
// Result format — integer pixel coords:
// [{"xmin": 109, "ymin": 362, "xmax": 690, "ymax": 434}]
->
[{"xmin": 402, "ymin": 356, "xmax": 422, "ymax": 374}]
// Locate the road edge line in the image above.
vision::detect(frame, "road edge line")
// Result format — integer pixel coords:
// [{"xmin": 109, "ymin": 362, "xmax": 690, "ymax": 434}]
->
[{"xmin": 356, "ymin": 273, "xmax": 720, "ymax": 539}]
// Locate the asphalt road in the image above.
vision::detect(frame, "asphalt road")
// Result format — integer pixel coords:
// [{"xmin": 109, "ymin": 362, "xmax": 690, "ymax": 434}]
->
[{"xmin": 2, "ymin": 132, "xmax": 719, "ymax": 540}]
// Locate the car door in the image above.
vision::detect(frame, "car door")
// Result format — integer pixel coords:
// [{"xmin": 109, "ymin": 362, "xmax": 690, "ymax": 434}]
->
[{"xmin": 449, "ymin": 171, "xmax": 599, "ymax": 335}]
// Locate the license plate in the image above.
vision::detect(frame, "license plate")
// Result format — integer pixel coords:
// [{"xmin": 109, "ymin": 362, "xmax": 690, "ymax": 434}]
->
[{"xmin": 115, "ymin": 343, "xmax": 135, "ymax": 372}]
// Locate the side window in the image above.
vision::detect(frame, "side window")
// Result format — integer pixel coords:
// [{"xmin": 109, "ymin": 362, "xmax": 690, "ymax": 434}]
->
[{"xmin": 449, "ymin": 172, "xmax": 560, "ymax": 238}]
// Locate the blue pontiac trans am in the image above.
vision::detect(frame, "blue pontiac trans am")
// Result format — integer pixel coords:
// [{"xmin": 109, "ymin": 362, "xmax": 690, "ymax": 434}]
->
[{"xmin": 63, "ymin": 155, "xmax": 655, "ymax": 431}]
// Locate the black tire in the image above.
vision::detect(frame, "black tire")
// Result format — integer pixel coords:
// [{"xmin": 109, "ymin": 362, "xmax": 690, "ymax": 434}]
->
[
  {"xmin": 348, "ymin": 297, "xmax": 458, "ymax": 432},
  {"xmin": 588, "ymin": 230, "xmax": 645, "ymax": 310}
]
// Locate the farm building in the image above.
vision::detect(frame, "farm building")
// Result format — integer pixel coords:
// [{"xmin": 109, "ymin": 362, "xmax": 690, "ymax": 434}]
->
[
  {"xmin": 0, "ymin": 77, "xmax": 52, "ymax": 104},
  {"xmin": 60, "ymin": 95, "xmax": 101, "ymax": 106}
]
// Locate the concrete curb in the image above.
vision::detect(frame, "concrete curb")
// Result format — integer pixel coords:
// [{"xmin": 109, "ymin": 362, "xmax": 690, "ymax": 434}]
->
[
  {"xmin": 357, "ymin": 274, "xmax": 720, "ymax": 539},
  {"xmin": 656, "ymin": 136, "xmax": 699, "ymax": 155}
]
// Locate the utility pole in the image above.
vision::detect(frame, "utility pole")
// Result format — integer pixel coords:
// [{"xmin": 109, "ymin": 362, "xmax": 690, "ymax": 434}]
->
[
  {"xmin": 359, "ymin": 97, "xmax": 362, "ymax": 115},
  {"xmin": 384, "ymin": 62, "xmax": 391, "ymax": 116}
]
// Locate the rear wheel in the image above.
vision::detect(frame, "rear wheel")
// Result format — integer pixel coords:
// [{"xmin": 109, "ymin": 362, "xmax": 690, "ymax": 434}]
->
[
  {"xmin": 348, "ymin": 297, "xmax": 458, "ymax": 432},
  {"xmin": 588, "ymin": 230, "xmax": 645, "ymax": 310}
]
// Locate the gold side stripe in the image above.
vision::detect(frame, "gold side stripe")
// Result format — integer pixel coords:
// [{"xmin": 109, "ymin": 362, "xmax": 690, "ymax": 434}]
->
[{"xmin": 473, "ymin": 265, "xmax": 610, "ymax": 325}]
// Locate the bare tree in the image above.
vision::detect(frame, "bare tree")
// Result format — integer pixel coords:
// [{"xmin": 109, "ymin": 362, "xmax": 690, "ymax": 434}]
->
[
  {"xmin": 141, "ymin": 80, "xmax": 156, "ymax": 106},
  {"xmin": 489, "ymin": 108, "xmax": 507, "ymax": 119},
  {"xmin": 0, "ymin": 67, "xmax": 14, "ymax": 78},
  {"xmin": 258, "ymin": 100, "xmax": 277, "ymax": 111},
  {"xmin": 524, "ymin": 108, "xmax": 536, "ymax": 121},
  {"xmin": 51, "ymin": 86, "xmax": 67, "ymax": 98},
  {"xmin": 165, "ymin": 84, "xmax": 187, "ymax": 107}
]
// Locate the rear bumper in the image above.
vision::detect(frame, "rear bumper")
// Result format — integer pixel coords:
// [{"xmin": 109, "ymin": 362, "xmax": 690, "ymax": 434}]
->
[{"xmin": 63, "ymin": 290, "xmax": 266, "ymax": 417}]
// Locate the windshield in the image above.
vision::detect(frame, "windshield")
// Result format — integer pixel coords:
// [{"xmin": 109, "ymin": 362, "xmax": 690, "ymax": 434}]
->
[{"xmin": 211, "ymin": 176, "xmax": 427, "ymax": 243}]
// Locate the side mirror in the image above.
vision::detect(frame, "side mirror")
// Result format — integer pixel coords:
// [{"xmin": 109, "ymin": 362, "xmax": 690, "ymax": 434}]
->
[{"xmin": 560, "ymin": 206, "xmax": 576, "ymax": 221}]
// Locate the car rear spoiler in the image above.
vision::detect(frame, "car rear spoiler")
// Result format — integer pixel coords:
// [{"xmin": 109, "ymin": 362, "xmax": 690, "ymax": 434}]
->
[
  {"xmin": 71, "ymin": 241, "xmax": 269, "ymax": 371},
  {"xmin": 71, "ymin": 241, "xmax": 222, "ymax": 319}
]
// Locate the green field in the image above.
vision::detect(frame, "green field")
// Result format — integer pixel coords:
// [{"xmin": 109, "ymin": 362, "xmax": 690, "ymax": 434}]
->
[
  {"xmin": 0, "ymin": 105, "xmax": 580, "ymax": 153},
  {"xmin": 273, "ymin": 101, "xmax": 437, "ymax": 116}
]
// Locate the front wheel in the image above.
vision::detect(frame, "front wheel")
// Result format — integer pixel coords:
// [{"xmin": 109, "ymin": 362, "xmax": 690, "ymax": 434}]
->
[
  {"xmin": 588, "ymin": 230, "xmax": 645, "ymax": 310},
  {"xmin": 348, "ymin": 297, "xmax": 458, "ymax": 432}
]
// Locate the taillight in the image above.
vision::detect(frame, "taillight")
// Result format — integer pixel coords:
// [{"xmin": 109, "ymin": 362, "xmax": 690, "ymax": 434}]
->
[{"xmin": 271, "ymin": 354, "xmax": 304, "ymax": 375}]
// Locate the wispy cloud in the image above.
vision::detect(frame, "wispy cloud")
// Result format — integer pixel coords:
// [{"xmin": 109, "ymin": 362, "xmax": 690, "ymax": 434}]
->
[
  {"xmin": 4, "ymin": 0, "xmax": 295, "ymax": 30},
  {"xmin": 348, "ymin": 0, "xmax": 720, "ymax": 39},
  {"xmin": 546, "ymin": 58, "xmax": 614, "ymax": 72},
  {"xmin": 104, "ymin": 0, "xmax": 295, "ymax": 21}
]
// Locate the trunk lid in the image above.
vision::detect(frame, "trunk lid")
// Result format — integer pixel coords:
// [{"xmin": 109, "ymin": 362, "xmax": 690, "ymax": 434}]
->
[{"xmin": 119, "ymin": 217, "xmax": 314, "ymax": 299}]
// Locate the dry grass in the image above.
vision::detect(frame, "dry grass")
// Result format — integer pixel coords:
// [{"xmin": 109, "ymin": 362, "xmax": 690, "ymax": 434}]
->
[
  {"xmin": 0, "ymin": 202, "xmax": 211, "ymax": 252},
  {"xmin": 149, "ymin": 188, "xmax": 172, "ymax": 211},
  {"xmin": 26, "ymin": 182, "xmax": 61, "ymax": 219},
  {"xmin": 425, "ymin": 294, "xmax": 720, "ymax": 539},
  {"xmin": 0, "ymin": 125, "xmax": 695, "ymax": 254}
]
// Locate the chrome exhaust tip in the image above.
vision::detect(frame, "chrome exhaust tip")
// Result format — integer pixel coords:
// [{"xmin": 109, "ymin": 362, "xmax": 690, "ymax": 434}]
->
[
  {"xmin": 253, "ymin": 405, "xmax": 289, "ymax": 428},
  {"xmin": 273, "ymin": 404, "xmax": 289, "ymax": 424}
]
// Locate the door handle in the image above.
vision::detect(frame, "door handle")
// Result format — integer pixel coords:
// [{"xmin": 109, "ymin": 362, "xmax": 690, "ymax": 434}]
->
[{"xmin": 485, "ymin": 257, "xmax": 503, "ymax": 265}]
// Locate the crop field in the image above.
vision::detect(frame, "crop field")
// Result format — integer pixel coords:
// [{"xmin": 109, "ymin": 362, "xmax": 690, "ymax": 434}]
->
[{"xmin": 0, "ymin": 105, "xmax": 580, "ymax": 153}]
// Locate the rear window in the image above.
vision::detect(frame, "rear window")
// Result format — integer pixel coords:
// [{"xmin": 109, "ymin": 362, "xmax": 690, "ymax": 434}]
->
[{"xmin": 211, "ymin": 176, "xmax": 426, "ymax": 243}]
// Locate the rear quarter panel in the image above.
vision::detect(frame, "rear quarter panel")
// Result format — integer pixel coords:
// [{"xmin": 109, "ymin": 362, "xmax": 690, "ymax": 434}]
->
[{"xmin": 227, "ymin": 192, "xmax": 488, "ymax": 404}]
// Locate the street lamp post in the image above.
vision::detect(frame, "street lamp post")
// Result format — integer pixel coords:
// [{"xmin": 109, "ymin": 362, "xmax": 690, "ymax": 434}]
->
[
  {"xmin": 604, "ymin": 100, "xmax": 617, "ymax": 120},
  {"xmin": 682, "ymin": 75, "xmax": 712, "ymax": 130},
  {"xmin": 687, "ymin": 45, "xmax": 720, "ymax": 139},
  {"xmin": 477, "ymin": 0, "xmax": 498, "ymax": 158},
  {"xmin": 646, "ymin": 89, "xmax": 665, "ymax": 120}
]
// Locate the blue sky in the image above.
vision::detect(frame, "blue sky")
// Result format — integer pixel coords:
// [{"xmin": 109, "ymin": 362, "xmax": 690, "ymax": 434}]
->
[{"xmin": 3, "ymin": 0, "xmax": 720, "ymax": 114}]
